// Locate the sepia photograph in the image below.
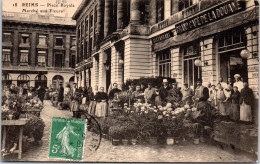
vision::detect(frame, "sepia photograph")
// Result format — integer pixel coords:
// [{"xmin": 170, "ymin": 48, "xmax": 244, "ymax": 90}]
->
[{"xmin": 1, "ymin": 0, "xmax": 259, "ymax": 162}]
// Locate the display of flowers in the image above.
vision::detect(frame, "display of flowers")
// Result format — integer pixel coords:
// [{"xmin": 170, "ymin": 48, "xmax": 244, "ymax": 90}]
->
[{"xmin": 22, "ymin": 96, "xmax": 44, "ymax": 111}]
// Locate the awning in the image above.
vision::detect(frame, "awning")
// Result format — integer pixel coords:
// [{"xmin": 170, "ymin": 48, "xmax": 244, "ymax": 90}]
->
[{"xmin": 153, "ymin": 7, "xmax": 258, "ymax": 52}]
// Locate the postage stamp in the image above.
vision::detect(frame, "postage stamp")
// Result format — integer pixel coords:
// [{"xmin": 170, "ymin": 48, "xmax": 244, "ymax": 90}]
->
[{"xmin": 48, "ymin": 117, "xmax": 86, "ymax": 161}]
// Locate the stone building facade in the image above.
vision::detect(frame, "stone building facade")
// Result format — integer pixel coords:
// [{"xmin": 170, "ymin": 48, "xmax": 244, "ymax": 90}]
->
[
  {"xmin": 73, "ymin": 0, "xmax": 258, "ymax": 123},
  {"xmin": 2, "ymin": 11, "xmax": 76, "ymax": 89}
]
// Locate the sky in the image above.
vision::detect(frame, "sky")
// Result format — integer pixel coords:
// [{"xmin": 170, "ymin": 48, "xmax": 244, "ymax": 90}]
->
[{"xmin": 2, "ymin": 0, "xmax": 82, "ymax": 17}]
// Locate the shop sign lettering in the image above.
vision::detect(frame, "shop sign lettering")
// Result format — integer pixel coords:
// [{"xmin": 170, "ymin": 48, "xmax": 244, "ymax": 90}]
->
[
  {"xmin": 152, "ymin": 31, "xmax": 173, "ymax": 43},
  {"xmin": 175, "ymin": 1, "xmax": 245, "ymax": 34}
]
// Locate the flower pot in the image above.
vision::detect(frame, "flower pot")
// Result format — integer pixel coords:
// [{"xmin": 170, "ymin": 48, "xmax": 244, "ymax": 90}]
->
[
  {"xmin": 193, "ymin": 138, "xmax": 199, "ymax": 145},
  {"xmin": 112, "ymin": 138, "xmax": 120, "ymax": 146},
  {"xmin": 149, "ymin": 137, "xmax": 158, "ymax": 145},
  {"xmin": 122, "ymin": 139, "xmax": 129, "ymax": 146},
  {"xmin": 166, "ymin": 137, "xmax": 174, "ymax": 145},
  {"xmin": 130, "ymin": 139, "xmax": 138, "ymax": 145},
  {"xmin": 8, "ymin": 114, "xmax": 14, "ymax": 120}
]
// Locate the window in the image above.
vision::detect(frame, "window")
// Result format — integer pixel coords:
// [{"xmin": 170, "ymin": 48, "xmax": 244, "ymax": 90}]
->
[
  {"xmin": 157, "ymin": 50, "xmax": 171, "ymax": 77},
  {"xmin": 2, "ymin": 49, "xmax": 11, "ymax": 65},
  {"xmin": 21, "ymin": 34, "xmax": 30, "ymax": 44},
  {"xmin": 178, "ymin": 0, "xmax": 193, "ymax": 11},
  {"xmin": 20, "ymin": 50, "xmax": 29, "ymax": 66},
  {"xmin": 71, "ymin": 37, "xmax": 76, "ymax": 47},
  {"xmin": 37, "ymin": 51, "xmax": 46, "ymax": 66},
  {"xmin": 219, "ymin": 27, "xmax": 245, "ymax": 52},
  {"xmin": 70, "ymin": 51, "xmax": 76, "ymax": 68},
  {"xmin": 183, "ymin": 44, "xmax": 201, "ymax": 88},
  {"xmin": 156, "ymin": 0, "xmax": 164, "ymax": 22},
  {"xmin": 85, "ymin": 18, "xmax": 89, "ymax": 33},
  {"xmin": 90, "ymin": 14, "xmax": 93, "ymax": 28},
  {"xmin": 55, "ymin": 36, "xmax": 64, "ymax": 46},
  {"xmin": 38, "ymin": 35, "xmax": 47, "ymax": 46},
  {"xmin": 3, "ymin": 33, "xmax": 12, "ymax": 43}
]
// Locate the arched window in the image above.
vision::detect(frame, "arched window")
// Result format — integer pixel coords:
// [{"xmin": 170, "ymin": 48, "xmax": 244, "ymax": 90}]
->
[
  {"xmin": 17, "ymin": 74, "xmax": 30, "ymax": 87},
  {"xmin": 35, "ymin": 74, "xmax": 47, "ymax": 88},
  {"xmin": 52, "ymin": 75, "xmax": 64, "ymax": 89}
]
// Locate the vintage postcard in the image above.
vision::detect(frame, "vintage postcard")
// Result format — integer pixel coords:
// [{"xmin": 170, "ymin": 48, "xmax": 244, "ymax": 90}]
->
[{"xmin": 1, "ymin": 0, "xmax": 259, "ymax": 162}]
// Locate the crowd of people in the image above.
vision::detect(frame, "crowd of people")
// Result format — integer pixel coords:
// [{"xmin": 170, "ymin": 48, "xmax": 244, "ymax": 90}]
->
[
  {"xmin": 3, "ymin": 83, "xmax": 46, "ymax": 102},
  {"xmin": 2, "ymin": 73, "xmax": 255, "ymax": 124},
  {"xmin": 46, "ymin": 73, "xmax": 254, "ymax": 124}
]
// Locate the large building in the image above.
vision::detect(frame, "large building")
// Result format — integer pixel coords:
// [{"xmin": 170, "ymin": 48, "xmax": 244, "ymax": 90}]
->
[
  {"xmin": 73, "ymin": 0, "xmax": 258, "ymax": 120},
  {"xmin": 2, "ymin": 11, "xmax": 76, "ymax": 89}
]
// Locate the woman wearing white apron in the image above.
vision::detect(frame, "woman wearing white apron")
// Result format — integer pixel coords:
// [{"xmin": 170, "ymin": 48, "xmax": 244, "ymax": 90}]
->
[{"xmin": 95, "ymin": 87, "xmax": 108, "ymax": 118}]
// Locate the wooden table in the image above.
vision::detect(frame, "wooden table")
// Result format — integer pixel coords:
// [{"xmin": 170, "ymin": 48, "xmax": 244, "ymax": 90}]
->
[{"xmin": 2, "ymin": 119, "xmax": 28, "ymax": 159}]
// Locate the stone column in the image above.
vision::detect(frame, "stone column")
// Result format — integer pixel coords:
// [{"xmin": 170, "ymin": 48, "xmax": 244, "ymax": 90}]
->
[
  {"xmin": 164, "ymin": 0, "xmax": 171, "ymax": 19},
  {"xmin": 117, "ymin": 0, "xmax": 124, "ymax": 30},
  {"xmin": 98, "ymin": 50, "xmax": 107, "ymax": 91},
  {"xmin": 171, "ymin": 47, "xmax": 182, "ymax": 87},
  {"xmin": 124, "ymin": 38, "xmax": 151, "ymax": 81},
  {"xmin": 97, "ymin": 0, "xmax": 104, "ymax": 42},
  {"xmin": 151, "ymin": 52, "xmax": 158, "ymax": 77},
  {"xmin": 149, "ymin": 0, "xmax": 157, "ymax": 25},
  {"xmin": 13, "ymin": 30, "xmax": 19, "ymax": 66},
  {"xmin": 48, "ymin": 33, "xmax": 54, "ymax": 67},
  {"xmin": 104, "ymin": 0, "xmax": 113, "ymax": 37},
  {"xmin": 65, "ymin": 35, "xmax": 70, "ymax": 68},
  {"xmin": 130, "ymin": 0, "xmax": 142, "ymax": 25},
  {"xmin": 30, "ymin": 32, "xmax": 36, "ymax": 66},
  {"xmin": 200, "ymin": 37, "xmax": 217, "ymax": 86}
]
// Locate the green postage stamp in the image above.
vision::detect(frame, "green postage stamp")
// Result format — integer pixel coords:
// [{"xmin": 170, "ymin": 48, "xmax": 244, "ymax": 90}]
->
[{"xmin": 49, "ymin": 117, "xmax": 86, "ymax": 161}]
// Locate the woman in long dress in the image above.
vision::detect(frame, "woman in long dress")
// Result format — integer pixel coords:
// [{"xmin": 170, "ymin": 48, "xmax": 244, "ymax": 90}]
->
[
  {"xmin": 95, "ymin": 87, "xmax": 108, "ymax": 118},
  {"xmin": 239, "ymin": 82, "xmax": 254, "ymax": 123},
  {"xmin": 87, "ymin": 87, "xmax": 96, "ymax": 115}
]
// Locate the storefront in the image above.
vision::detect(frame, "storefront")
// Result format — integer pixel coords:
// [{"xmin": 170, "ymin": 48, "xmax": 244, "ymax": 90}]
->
[{"xmin": 151, "ymin": 0, "xmax": 258, "ymax": 123}]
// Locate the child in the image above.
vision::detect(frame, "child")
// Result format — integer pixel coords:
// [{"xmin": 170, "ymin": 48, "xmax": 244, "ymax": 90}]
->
[
  {"xmin": 216, "ymin": 83, "xmax": 227, "ymax": 116},
  {"xmin": 181, "ymin": 83, "xmax": 193, "ymax": 105},
  {"xmin": 209, "ymin": 85, "xmax": 217, "ymax": 108},
  {"xmin": 231, "ymin": 86, "xmax": 240, "ymax": 121}
]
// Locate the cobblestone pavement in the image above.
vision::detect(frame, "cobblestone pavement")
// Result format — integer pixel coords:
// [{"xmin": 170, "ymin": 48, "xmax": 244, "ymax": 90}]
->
[{"xmin": 10, "ymin": 101, "xmax": 255, "ymax": 162}]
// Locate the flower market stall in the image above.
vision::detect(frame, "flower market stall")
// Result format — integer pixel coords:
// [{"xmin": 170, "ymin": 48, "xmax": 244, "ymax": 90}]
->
[
  {"xmin": 94, "ymin": 102, "xmax": 219, "ymax": 146},
  {"xmin": 1, "ymin": 92, "xmax": 45, "ymax": 159}
]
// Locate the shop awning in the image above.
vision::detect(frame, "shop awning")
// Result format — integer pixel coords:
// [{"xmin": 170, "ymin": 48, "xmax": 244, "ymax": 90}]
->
[{"xmin": 153, "ymin": 7, "xmax": 258, "ymax": 52}]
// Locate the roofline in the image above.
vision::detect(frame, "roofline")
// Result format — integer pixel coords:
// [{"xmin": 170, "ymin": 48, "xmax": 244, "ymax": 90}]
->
[{"xmin": 72, "ymin": 0, "xmax": 90, "ymax": 20}]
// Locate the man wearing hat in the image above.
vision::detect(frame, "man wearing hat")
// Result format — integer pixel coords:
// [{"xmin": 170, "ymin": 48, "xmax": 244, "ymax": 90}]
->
[
  {"xmin": 234, "ymin": 74, "xmax": 243, "ymax": 92},
  {"xmin": 70, "ymin": 82, "xmax": 80, "ymax": 118},
  {"xmin": 144, "ymin": 82, "xmax": 155, "ymax": 104},
  {"xmin": 159, "ymin": 79, "xmax": 170, "ymax": 104},
  {"xmin": 193, "ymin": 79, "xmax": 209, "ymax": 108}
]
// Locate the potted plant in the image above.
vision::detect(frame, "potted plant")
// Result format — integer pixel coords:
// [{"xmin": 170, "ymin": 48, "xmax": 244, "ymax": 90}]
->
[{"xmin": 109, "ymin": 125, "xmax": 123, "ymax": 146}]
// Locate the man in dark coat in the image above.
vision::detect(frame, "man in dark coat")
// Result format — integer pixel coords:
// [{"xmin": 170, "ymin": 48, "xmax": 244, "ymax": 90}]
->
[
  {"xmin": 193, "ymin": 79, "xmax": 209, "ymax": 108},
  {"xmin": 108, "ymin": 83, "xmax": 121, "ymax": 100},
  {"xmin": 36, "ymin": 85, "xmax": 45, "ymax": 103},
  {"xmin": 9, "ymin": 83, "xmax": 17, "ymax": 94},
  {"xmin": 159, "ymin": 79, "xmax": 171, "ymax": 104}
]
